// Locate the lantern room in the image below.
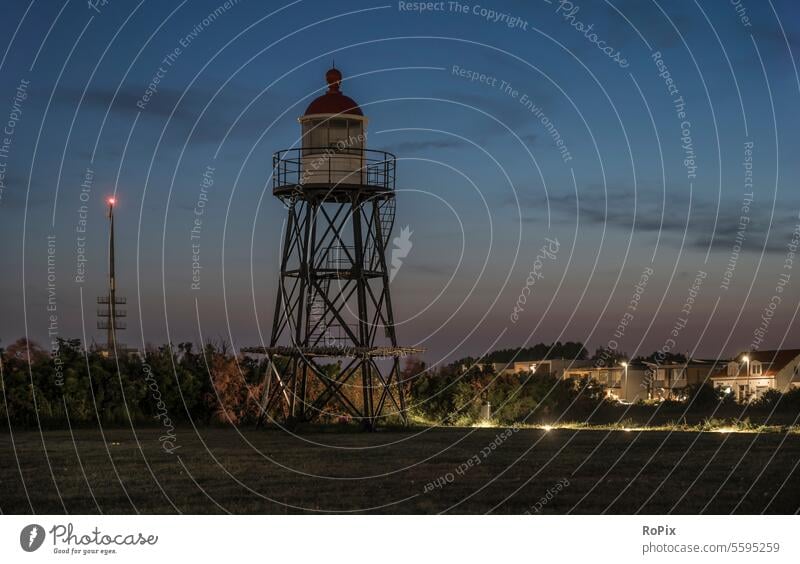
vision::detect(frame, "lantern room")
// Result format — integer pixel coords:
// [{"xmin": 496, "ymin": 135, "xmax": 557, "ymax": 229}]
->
[
  {"xmin": 272, "ymin": 67, "xmax": 395, "ymax": 195},
  {"xmin": 298, "ymin": 67, "xmax": 367, "ymax": 185}
]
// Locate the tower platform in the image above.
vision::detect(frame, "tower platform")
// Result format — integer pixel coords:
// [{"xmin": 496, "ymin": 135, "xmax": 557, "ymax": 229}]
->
[{"xmin": 242, "ymin": 345, "xmax": 424, "ymax": 359}]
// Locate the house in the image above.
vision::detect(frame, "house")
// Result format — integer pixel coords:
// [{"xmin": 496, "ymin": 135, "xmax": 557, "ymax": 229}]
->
[
  {"xmin": 643, "ymin": 359, "xmax": 725, "ymax": 400},
  {"xmin": 711, "ymin": 349, "xmax": 800, "ymax": 402},
  {"xmin": 563, "ymin": 363, "xmax": 649, "ymax": 403},
  {"xmin": 479, "ymin": 358, "xmax": 593, "ymax": 379},
  {"xmin": 562, "ymin": 350, "xmax": 800, "ymax": 404},
  {"xmin": 563, "ymin": 359, "xmax": 724, "ymax": 403}
]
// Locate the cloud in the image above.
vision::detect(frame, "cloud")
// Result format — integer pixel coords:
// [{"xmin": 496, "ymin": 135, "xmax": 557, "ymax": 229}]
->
[
  {"xmin": 514, "ymin": 181, "xmax": 800, "ymax": 255},
  {"xmin": 602, "ymin": 0, "xmax": 692, "ymax": 51},
  {"xmin": 382, "ymin": 138, "xmax": 466, "ymax": 153},
  {"xmin": 0, "ymin": 171, "xmax": 49, "ymax": 210},
  {"xmin": 51, "ymin": 84, "xmax": 282, "ymax": 145},
  {"xmin": 749, "ymin": 12, "xmax": 799, "ymax": 50}
]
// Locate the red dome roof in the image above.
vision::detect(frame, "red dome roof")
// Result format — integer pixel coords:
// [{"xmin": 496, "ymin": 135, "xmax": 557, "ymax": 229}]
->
[{"xmin": 304, "ymin": 67, "xmax": 363, "ymax": 116}]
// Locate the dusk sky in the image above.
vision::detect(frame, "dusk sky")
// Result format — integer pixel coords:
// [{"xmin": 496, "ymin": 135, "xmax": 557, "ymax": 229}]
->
[{"xmin": 2, "ymin": 0, "xmax": 799, "ymax": 365}]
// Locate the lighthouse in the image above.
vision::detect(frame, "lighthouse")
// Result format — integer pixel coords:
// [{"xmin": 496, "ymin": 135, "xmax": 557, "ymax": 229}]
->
[{"xmin": 244, "ymin": 67, "xmax": 422, "ymax": 430}]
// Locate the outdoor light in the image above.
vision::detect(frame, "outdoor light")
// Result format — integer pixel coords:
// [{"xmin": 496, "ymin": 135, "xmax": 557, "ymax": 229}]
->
[
  {"xmin": 529, "ymin": 363, "xmax": 537, "ymax": 372},
  {"xmin": 620, "ymin": 361, "xmax": 629, "ymax": 401},
  {"xmin": 543, "ymin": 425, "xmax": 552, "ymax": 432},
  {"xmin": 107, "ymin": 197, "xmax": 116, "ymax": 205},
  {"xmin": 742, "ymin": 354, "xmax": 750, "ymax": 376}
]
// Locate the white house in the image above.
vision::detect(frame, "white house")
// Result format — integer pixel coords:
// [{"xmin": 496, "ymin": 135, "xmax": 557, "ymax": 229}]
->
[{"xmin": 711, "ymin": 349, "xmax": 800, "ymax": 402}]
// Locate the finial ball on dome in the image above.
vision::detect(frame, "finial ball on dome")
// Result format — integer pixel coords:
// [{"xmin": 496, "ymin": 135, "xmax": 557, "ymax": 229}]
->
[{"xmin": 326, "ymin": 67, "xmax": 342, "ymax": 92}]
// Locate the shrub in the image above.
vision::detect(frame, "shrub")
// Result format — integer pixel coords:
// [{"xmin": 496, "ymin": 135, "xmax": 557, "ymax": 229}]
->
[{"xmin": 753, "ymin": 388, "xmax": 783, "ymax": 409}]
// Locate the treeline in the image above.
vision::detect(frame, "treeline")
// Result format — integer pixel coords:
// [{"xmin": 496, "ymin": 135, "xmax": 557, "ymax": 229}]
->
[
  {"xmin": 406, "ymin": 357, "xmax": 606, "ymax": 425},
  {"xmin": 0, "ymin": 337, "xmax": 604, "ymax": 428},
  {"xmin": 408, "ymin": 357, "xmax": 800, "ymax": 426},
  {"xmin": 0, "ymin": 338, "xmax": 264, "ymax": 427},
  {"xmin": 3, "ymin": 338, "xmax": 799, "ymax": 429},
  {"xmin": 464, "ymin": 341, "xmax": 589, "ymax": 364}
]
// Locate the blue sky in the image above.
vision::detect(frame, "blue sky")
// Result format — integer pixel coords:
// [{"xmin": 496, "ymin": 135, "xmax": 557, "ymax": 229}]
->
[{"xmin": 1, "ymin": 0, "xmax": 799, "ymax": 363}]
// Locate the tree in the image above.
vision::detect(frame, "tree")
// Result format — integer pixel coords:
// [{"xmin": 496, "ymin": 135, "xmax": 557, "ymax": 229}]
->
[
  {"xmin": 634, "ymin": 351, "xmax": 687, "ymax": 365},
  {"xmin": 684, "ymin": 382, "xmax": 731, "ymax": 408},
  {"xmin": 205, "ymin": 345, "xmax": 262, "ymax": 425},
  {"xmin": 590, "ymin": 346, "xmax": 627, "ymax": 368}
]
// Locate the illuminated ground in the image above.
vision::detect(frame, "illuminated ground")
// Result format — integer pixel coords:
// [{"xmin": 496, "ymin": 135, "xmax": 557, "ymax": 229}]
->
[{"xmin": 1, "ymin": 427, "xmax": 798, "ymax": 514}]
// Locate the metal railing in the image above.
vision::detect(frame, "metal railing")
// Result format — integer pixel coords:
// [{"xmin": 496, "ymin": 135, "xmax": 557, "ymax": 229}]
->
[{"xmin": 273, "ymin": 147, "xmax": 395, "ymax": 191}]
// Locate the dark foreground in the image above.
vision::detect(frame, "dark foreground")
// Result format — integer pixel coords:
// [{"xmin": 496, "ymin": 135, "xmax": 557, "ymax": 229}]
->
[{"xmin": 1, "ymin": 426, "xmax": 798, "ymax": 514}]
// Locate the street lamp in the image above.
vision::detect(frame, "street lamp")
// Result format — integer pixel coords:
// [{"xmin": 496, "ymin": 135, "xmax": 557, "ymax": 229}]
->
[
  {"xmin": 620, "ymin": 361, "xmax": 628, "ymax": 400},
  {"xmin": 740, "ymin": 354, "xmax": 750, "ymax": 402}
]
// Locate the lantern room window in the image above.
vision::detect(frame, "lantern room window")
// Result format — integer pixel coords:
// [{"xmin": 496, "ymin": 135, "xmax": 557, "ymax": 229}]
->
[
  {"xmin": 348, "ymin": 121, "xmax": 364, "ymax": 152},
  {"xmin": 328, "ymin": 119, "xmax": 348, "ymax": 147},
  {"xmin": 301, "ymin": 118, "xmax": 364, "ymax": 155},
  {"xmin": 302, "ymin": 119, "xmax": 325, "ymax": 153}
]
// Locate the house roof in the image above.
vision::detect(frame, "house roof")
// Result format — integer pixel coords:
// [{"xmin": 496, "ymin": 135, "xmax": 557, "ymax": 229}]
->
[
  {"xmin": 643, "ymin": 360, "xmax": 728, "ymax": 377},
  {"xmin": 743, "ymin": 349, "xmax": 800, "ymax": 375},
  {"xmin": 644, "ymin": 359, "xmax": 724, "ymax": 368},
  {"xmin": 565, "ymin": 362, "xmax": 647, "ymax": 371}
]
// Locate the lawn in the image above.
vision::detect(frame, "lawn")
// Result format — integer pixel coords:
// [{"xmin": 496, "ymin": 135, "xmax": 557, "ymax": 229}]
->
[{"xmin": 1, "ymin": 426, "xmax": 798, "ymax": 514}]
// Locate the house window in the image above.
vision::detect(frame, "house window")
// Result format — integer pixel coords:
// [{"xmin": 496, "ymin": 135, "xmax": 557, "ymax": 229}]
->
[
  {"xmin": 727, "ymin": 362, "xmax": 739, "ymax": 377},
  {"xmin": 750, "ymin": 362, "xmax": 762, "ymax": 375}
]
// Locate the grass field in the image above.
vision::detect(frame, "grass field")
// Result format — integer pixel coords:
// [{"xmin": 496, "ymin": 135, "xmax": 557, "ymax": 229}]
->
[{"xmin": 1, "ymin": 426, "xmax": 799, "ymax": 514}]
